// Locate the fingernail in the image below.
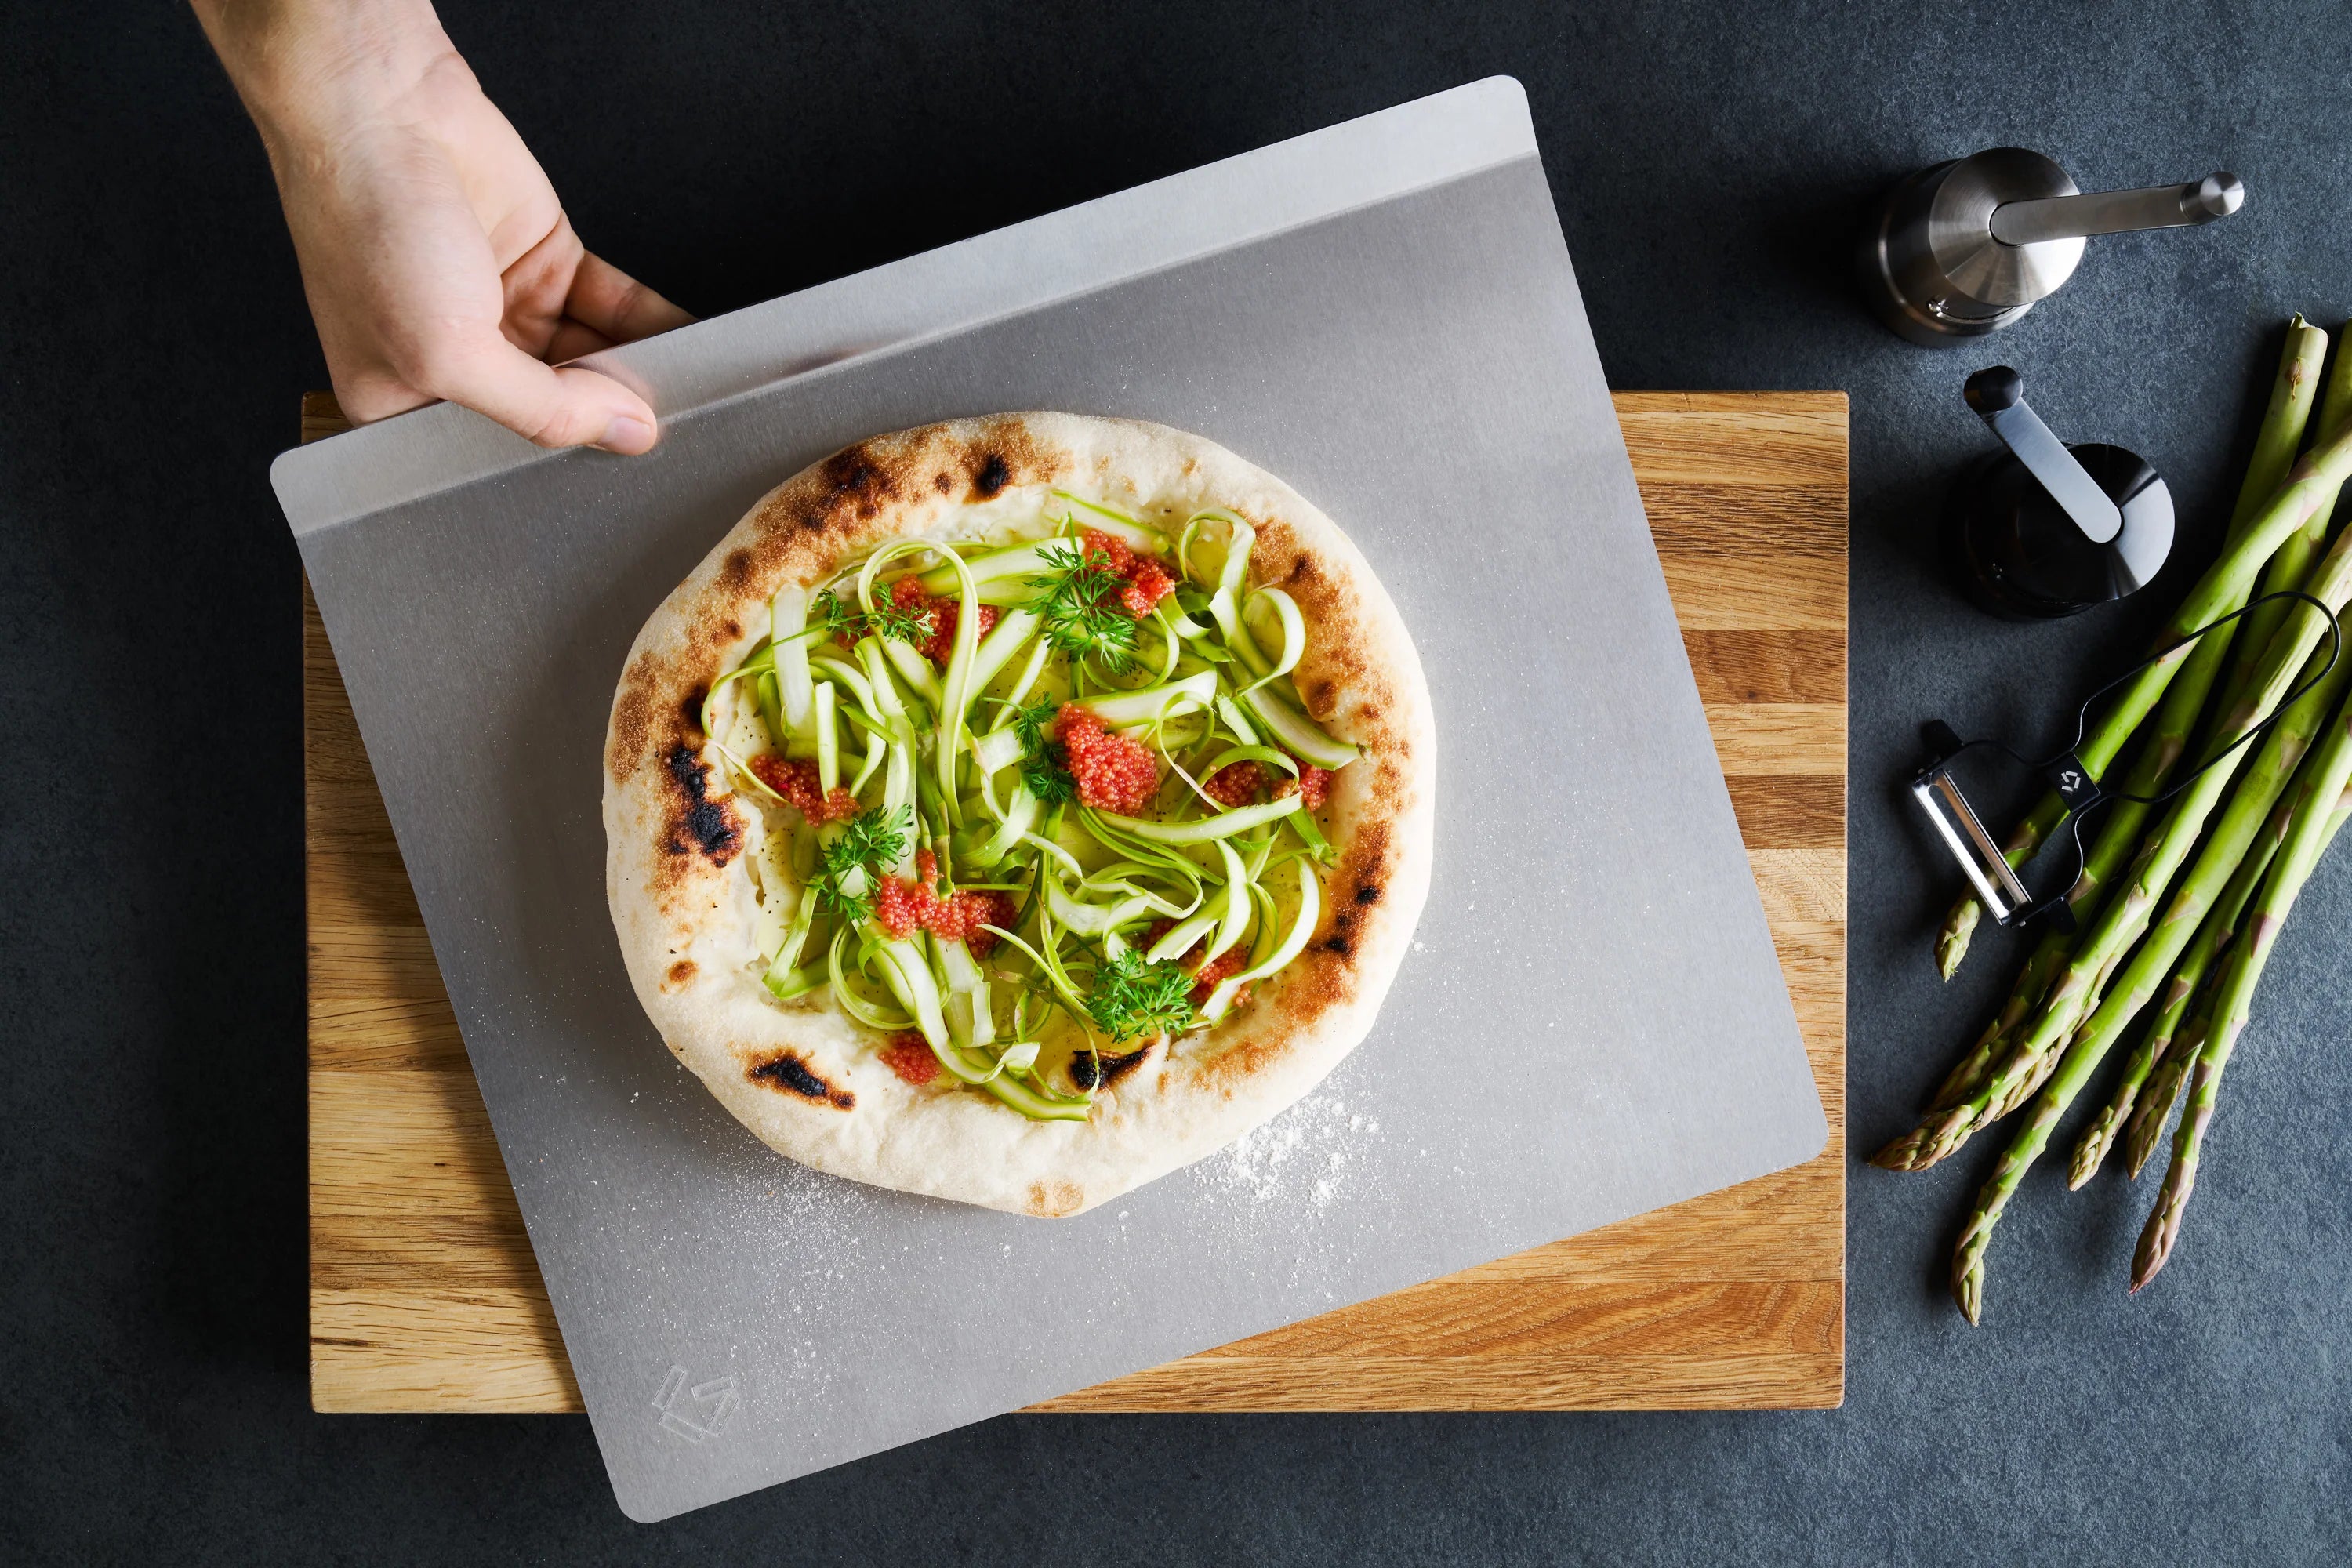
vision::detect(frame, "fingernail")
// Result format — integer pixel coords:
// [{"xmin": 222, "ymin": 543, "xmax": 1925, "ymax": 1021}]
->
[{"xmin": 597, "ymin": 415, "xmax": 655, "ymax": 454}]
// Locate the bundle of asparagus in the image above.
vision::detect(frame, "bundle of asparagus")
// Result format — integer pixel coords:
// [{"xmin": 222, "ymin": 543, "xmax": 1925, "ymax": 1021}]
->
[{"xmin": 1882, "ymin": 315, "xmax": 2352, "ymax": 1323}]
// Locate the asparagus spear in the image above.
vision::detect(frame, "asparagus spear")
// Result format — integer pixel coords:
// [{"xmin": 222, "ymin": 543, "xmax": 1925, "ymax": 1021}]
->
[
  {"xmin": 2124, "ymin": 975, "xmax": 2218, "ymax": 1178},
  {"xmin": 2101, "ymin": 509, "xmax": 2352, "ymax": 1165},
  {"xmin": 1932, "ymin": 319, "xmax": 2334, "ymax": 979},
  {"xmin": 2132, "ymin": 705, "xmax": 2352, "ymax": 1293},
  {"xmin": 2066, "ymin": 787, "xmax": 2295, "ymax": 1187},
  {"xmin": 1929, "ymin": 933, "xmax": 2068, "ymax": 1110},
  {"xmin": 2210, "ymin": 325, "xmax": 2352, "ymax": 728},
  {"xmin": 1944, "ymin": 652, "xmax": 2352, "ymax": 1319},
  {"xmin": 1882, "ymin": 618, "xmax": 2352, "ymax": 1175}
]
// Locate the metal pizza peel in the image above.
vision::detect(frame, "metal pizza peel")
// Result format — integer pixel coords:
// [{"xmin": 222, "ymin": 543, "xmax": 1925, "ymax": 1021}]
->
[{"xmin": 271, "ymin": 78, "xmax": 1827, "ymax": 1521}]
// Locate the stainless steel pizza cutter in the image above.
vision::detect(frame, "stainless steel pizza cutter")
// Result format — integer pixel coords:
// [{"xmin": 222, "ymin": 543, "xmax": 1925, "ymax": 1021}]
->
[{"xmin": 1860, "ymin": 148, "xmax": 2244, "ymax": 344}]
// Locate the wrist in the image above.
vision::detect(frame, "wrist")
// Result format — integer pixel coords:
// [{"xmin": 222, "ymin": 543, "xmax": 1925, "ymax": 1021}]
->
[{"xmin": 191, "ymin": 0, "xmax": 455, "ymax": 148}]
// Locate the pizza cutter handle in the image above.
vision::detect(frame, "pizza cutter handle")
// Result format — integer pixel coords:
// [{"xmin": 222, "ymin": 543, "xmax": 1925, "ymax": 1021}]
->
[
  {"xmin": 1963, "ymin": 367, "xmax": 2124, "ymax": 546},
  {"xmin": 1988, "ymin": 172, "xmax": 2244, "ymax": 246}
]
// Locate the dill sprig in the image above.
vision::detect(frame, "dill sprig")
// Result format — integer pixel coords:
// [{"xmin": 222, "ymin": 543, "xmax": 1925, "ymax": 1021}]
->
[
  {"xmin": 1029, "ymin": 539, "xmax": 1137, "ymax": 672},
  {"xmin": 1086, "ymin": 946, "xmax": 1197, "ymax": 1042},
  {"xmin": 813, "ymin": 586, "xmax": 931, "ymax": 647},
  {"xmin": 810, "ymin": 804, "xmax": 911, "ymax": 921},
  {"xmin": 1006, "ymin": 696, "xmax": 1076, "ymax": 806}
]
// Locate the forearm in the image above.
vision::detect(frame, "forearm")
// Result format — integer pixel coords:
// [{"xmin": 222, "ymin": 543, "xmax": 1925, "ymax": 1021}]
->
[{"xmin": 191, "ymin": 0, "xmax": 456, "ymax": 150}]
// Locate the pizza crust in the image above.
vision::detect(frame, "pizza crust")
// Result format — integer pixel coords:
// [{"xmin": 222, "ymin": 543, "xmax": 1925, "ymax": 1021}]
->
[{"xmin": 603, "ymin": 413, "xmax": 1434, "ymax": 1216}]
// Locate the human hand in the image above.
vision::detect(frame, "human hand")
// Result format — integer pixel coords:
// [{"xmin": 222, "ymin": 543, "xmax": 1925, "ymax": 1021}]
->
[{"xmin": 194, "ymin": 0, "xmax": 689, "ymax": 452}]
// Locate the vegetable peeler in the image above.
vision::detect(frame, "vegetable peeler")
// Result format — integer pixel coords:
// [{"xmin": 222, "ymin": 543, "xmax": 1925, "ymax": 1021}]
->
[{"xmin": 1911, "ymin": 592, "xmax": 2344, "ymax": 931}]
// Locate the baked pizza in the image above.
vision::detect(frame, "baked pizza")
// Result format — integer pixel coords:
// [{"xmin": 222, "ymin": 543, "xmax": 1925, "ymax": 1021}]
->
[{"xmin": 604, "ymin": 413, "xmax": 1432, "ymax": 1215}]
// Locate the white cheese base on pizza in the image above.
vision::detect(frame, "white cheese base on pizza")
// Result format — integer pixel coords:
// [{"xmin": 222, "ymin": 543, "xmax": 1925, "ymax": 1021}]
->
[{"xmin": 604, "ymin": 413, "xmax": 1432, "ymax": 1216}]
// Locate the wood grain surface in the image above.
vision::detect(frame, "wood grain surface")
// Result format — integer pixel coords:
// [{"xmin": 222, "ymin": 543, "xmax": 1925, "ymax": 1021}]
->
[{"xmin": 306, "ymin": 390, "xmax": 1848, "ymax": 1414}]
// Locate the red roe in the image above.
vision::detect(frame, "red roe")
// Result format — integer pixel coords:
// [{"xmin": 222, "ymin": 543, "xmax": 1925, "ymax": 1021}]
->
[
  {"xmin": 1078, "ymin": 529, "xmax": 1176, "ymax": 619},
  {"xmin": 874, "ymin": 848, "xmax": 1017, "ymax": 953},
  {"xmin": 1203, "ymin": 760, "xmax": 1266, "ymax": 808},
  {"xmin": 878, "ymin": 1033, "xmax": 939, "ymax": 1085},
  {"xmin": 1057, "ymin": 705, "xmax": 1160, "ymax": 813},
  {"xmin": 749, "ymin": 755, "xmax": 860, "ymax": 823},
  {"xmin": 1274, "ymin": 760, "xmax": 1331, "ymax": 812},
  {"xmin": 889, "ymin": 576, "xmax": 1000, "ymax": 666}
]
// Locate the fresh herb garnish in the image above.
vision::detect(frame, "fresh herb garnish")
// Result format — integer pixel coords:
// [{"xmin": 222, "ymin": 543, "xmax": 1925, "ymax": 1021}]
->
[
  {"xmin": 813, "ymin": 586, "xmax": 931, "ymax": 647},
  {"xmin": 1007, "ymin": 696, "xmax": 1076, "ymax": 806},
  {"xmin": 1086, "ymin": 946, "xmax": 1197, "ymax": 1042},
  {"xmin": 1029, "ymin": 539, "xmax": 1137, "ymax": 672},
  {"xmin": 811, "ymin": 804, "xmax": 911, "ymax": 921}
]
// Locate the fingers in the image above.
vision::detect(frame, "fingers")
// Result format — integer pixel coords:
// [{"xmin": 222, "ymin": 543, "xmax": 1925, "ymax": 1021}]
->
[
  {"xmin": 419, "ymin": 334, "xmax": 660, "ymax": 454},
  {"xmin": 545, "ymin": 318, "xmax": 617, "ymax": 365},
  {"xmin": 566, "ymin": 250, "xmax": 695, "ymax": 343}
]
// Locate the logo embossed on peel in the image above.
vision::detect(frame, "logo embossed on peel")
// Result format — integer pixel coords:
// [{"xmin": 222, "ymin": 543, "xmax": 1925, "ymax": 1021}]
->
[{"xmin": 652, "ymin": 1365, "xmax": 739, "ymax": 1443}]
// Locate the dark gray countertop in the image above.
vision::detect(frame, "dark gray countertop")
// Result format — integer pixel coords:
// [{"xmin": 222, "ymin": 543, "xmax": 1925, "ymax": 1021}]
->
[{"xmin": 5, "ymin": 2, "xmax": 2347, "ymax": 1561}]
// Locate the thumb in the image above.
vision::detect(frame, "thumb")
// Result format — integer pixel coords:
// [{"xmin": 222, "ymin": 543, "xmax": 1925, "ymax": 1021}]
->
[{"xmin": 421, "ymin": 334, "xmax": 661, "ymax": 454}]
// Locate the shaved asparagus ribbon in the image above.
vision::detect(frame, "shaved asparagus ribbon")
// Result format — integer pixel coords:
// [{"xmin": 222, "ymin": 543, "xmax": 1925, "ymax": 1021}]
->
[{"xmin": 702, "ymin": 497, "xmax": 1359, "ymax": 1119}]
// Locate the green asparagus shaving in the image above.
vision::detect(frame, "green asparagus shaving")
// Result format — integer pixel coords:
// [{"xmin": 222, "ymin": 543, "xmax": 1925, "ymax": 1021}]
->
[
  {"xmin": 828, "ymin": 927, "xmax": 913, "ymax": 1032},
  {"xmin": 762, "ymin": 960, "xmax": 828, "ymax": 1002},
  {"xmin": 756, "ymin": 669, "xmax": 786, "ymax": 753},
  {"xmin": 996, "ymin": 634, "xmax": 1052, "ymax": 712},
  {"xmin": 1206, "ymin": 838, "xmax": 1254, "ymax": 961},
  {"xmin": 1237, "ymin": 587, "xmax": 1305, "ymax": 695},
  {"xmin": 967, "ymin": 606, "xmax": 1043, "ymax": 696},
  {"xmin": 873, "ymin": 937, "xmax": 953, "ymax": 1055},
  {"xmin": 931, "ymin": 544, "xmax": 985, "ymax": 830},
  {"xmin": 881, "ymin": 633, "xmax": 944, "ymax": 710},
  {"xmin": 771, "ymin": 585, "xmax": 815, "ymax": 738},
  {"xmin": 1145, "ymin": 911, "xmax": 1219, "ymax": 964},
  {"xmin": 969, "ymin": 724, "xmax": 1025, "ymax": 776},
  {"xmin": 1240, "ymin": 683, "xmax": 1359, "ymax": 770},
  {"xmin": 968, "ymin": 783, "xmax": 1038, "ymax": 869},
  {"xmin": 1070, "ymin": 670, "xmax": 1217, "ymax": 727},
  {"xmin": 698, "ymin": 639, "xmax": 773, "ymax": 738},
  {"xmin": 1044, "ymin": 871, "xmax": 1158, "ymax": 936},
  {"xmin": 1087, "ymin": 946, "xmax": 1199, "ymax": 1042},
  {"xmin": 1097, "ymin": 794, "xmax": 1303, "ymax": 843},
  {"xmin": 812, "ymin": 681, "xmax": 839, "ymax": 792},
  {"xmin": 975, "ymin": 1069, "xmax": 1094, "ymax": 1122},
  {"xmin": 809, "ymin": 652, "xmax": 874, "ymax": 712},
  {"xmin": 913, "ymin": 539, "xmax": 1062, "ymax": 598},
  {"xmin": 1200, "ymin": 858, "xmax": 1321, "ymax": 1022}
]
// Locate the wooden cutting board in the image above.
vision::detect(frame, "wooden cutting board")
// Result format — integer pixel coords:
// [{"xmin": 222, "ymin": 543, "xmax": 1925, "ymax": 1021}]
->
[{"xmin": 306, "ymin": 390, "xmax": 1847, "ymax": 1414}]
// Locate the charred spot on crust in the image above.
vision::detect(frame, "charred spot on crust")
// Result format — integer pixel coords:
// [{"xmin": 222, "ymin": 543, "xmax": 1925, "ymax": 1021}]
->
[
  {"xmin": 1069, "ymin": 1044, "xmax": 1150, "ymax": 1091},
  {"xmin": 973, "ymin": 453, "xmax": 1010, "ymax": 497},
  {"xmin": 666, "ymin": 959, "xmax": 697, "ymax": 988},
  {"xmin": 934, "ymin": 471, "xmax": 953, "ymax": 493},
  {"xmin": 681, "ymin": 687, "xmax": 707, "ymax": 731},
  {"xmin": 1312, "ymin": 822, "xmax": 1394, "ymax": 964},
  {"xmin": 747, "ymin": 1051, "xmax": 855, "ymax": 1109},
  {"xmin": 820, "ymin": 447, "xmax": 900, "ymax": 521},
  {"xmin": 719, "ymin": 549, "xmax": 753, "ymax": 590},
  {"xmin": 663, "ymin": 743, "xmax": 742, "ymax": 864}
]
